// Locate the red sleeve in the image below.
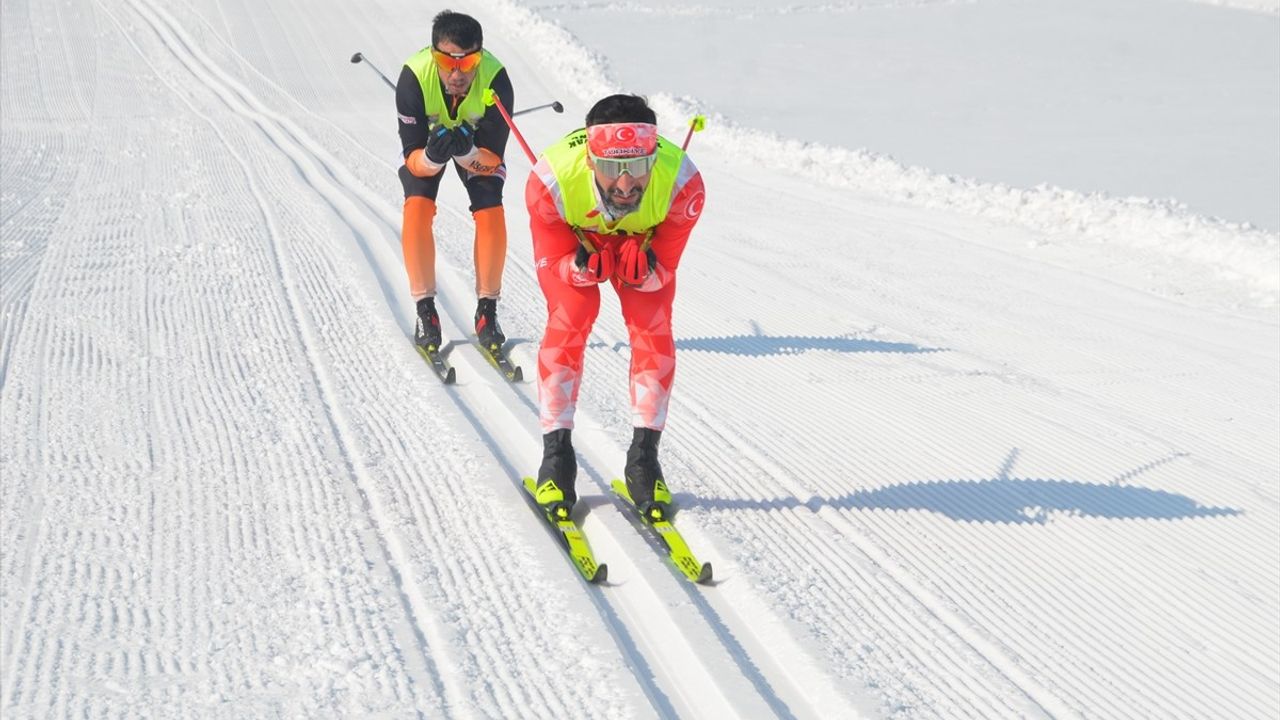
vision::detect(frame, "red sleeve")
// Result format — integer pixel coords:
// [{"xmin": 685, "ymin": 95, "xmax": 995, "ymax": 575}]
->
[
  {"xmin": 636, "ymin": 170, "xmax": 704, "ymax": 291},
  {"xmin": 526, "ymin": 168, "xmax": 598, "ymax": 286}
]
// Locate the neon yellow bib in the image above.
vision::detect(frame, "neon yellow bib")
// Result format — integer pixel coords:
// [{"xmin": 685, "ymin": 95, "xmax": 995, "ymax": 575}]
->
[
  {"xmin": 403, "ymin": 48, "xmax": 503, "ymax": 129},
  {"xmin": 541, "ymin": 129, "xmax": 684, "ymax": 235}
]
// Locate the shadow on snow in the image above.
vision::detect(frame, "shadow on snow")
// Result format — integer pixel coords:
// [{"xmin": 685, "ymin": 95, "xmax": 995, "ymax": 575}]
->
[
  {"xmin": 686, "ymin": 451, "xmax": 1241, "ymax": 524},
  {"xmin": 586, "ymin": 334, "xmax": 943, "ymax": 357},
  {"xmin": 674, "ymin": 334, "xmax": 942, "ymax": 357}
]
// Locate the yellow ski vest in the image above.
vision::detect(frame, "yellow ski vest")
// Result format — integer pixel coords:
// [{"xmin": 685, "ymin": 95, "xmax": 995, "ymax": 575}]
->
[
  {"xmin": 540, "ymin": 128, "xmax": 685, "ymax": 235},
  {"xmin": 403, "ymin": 48, "xmax": 503, "ymax": 129}
]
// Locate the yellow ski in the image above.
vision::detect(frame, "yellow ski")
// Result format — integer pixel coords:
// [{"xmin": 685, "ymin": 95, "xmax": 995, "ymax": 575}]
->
[
  {"xmin": 611, "ymin": 480, "xmax": 712, "ymax": 584},
  {"xmin": 522, "ymin": 477, "xmax": 606, "ymax": 583}
]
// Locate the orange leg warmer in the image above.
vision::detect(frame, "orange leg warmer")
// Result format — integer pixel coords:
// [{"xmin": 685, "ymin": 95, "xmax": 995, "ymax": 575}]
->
[
  {"xmin": 473, "ymin": 206, "xmax": 507, "ymax": 299},
  {"xmin": 402, "ymin": 196, "xmax": 437, "ymax": 300}
]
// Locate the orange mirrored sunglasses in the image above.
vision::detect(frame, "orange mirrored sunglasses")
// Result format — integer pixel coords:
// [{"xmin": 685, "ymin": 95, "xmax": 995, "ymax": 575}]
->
[{"xmin": 431, "ymin": 48, "xmax": 482, "ymax": 74}]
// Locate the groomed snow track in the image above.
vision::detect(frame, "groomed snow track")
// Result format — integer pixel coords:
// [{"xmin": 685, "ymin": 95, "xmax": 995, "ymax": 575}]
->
[{"xmin": 3, "ymin": 0, "xmax": 1275, "ymax": 718}]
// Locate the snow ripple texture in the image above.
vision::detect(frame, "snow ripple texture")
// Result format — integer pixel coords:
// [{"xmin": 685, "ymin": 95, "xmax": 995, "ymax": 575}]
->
[{"xmin": 2, "ymin": 0, "xmax": 1277, "ymax": 718}]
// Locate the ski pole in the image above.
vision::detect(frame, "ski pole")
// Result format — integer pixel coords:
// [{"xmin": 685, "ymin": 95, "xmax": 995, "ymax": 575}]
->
[
  {"xmin": 513, "ymin": 101, "xmax": 564, "ymax": 118},
  {"xmin": 350, "ymin": 52, "xmax": 396, "ymax": 91},
  {"xmin": 682, "ymin": 114, "xmax": 707, "ymax": 151},
  {"xmin": 484, "ymin": 88, "xmax": 537, "ymax": 165}
]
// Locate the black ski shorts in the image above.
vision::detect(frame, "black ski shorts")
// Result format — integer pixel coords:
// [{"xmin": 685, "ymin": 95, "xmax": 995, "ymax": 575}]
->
[{"xmin": 399, "ymin": 163, "xmax": 504, "ymax": 213}]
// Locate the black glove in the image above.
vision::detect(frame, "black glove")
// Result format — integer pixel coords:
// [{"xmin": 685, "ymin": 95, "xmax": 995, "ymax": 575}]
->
[
  {"xmin": 424, "ymin": 125, "xmax": 455, "ymax": 164},
  {"xmin": 451, "ymin": 124, "xmax": 475, "ymax": 157}
]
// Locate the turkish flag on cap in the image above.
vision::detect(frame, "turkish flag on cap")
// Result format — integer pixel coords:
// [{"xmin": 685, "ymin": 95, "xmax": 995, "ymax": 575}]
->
[{"xmin": 587, "ymin": 123, "xmax": 658, "ymax": 158}]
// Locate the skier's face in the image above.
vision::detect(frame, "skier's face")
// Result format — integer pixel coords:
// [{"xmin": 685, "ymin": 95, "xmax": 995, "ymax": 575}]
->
[
  {"xmin": 589, "ymin": 155, "xmax": 653, "ymax": 216},
  {"xmin": 433, "ymin": 39, "xmax": 481, "ymax": 96}
]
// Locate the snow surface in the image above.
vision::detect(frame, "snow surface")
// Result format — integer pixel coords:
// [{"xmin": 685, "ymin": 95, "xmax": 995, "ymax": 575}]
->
[{"xmin": 2, "ymin": 0, "xmax": 1277, "ymax": 718}]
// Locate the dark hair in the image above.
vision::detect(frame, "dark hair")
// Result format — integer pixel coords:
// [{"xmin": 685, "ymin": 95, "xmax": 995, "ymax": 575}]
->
[
  {"xmin": 431, "ymin": 10, "xmax": 483, "ymax": 50},
  {"xmin": 585, "ymin": 94, "xmax": 657, "ymax": 126}
]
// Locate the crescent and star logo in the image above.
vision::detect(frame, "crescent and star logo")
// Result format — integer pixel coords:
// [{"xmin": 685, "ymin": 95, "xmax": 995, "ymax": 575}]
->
[{"xmin": 685, "ymin": 191, "xmax": 705, "ymax": 219}]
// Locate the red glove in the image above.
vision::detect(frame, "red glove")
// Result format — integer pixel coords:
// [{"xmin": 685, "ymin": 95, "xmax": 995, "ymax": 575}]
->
[
  {"xmin": 574, "ymin": 243, "xmax": 615, "ymax": 284},
  {"xmin": 616, "ymin": 237, "xmax": 656, "ymax": 286}
]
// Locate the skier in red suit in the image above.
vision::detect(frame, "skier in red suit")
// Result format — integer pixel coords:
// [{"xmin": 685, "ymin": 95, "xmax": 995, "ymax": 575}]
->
[{"xmin": 525, "ymin": 94, "xmax": 706, "ymax": 517}]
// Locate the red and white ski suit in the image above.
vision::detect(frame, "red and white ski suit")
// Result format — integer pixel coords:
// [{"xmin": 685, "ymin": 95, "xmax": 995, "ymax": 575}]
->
[{"xmin": 526, "ymin": 159, "xmax": 705, "ymax": 433}]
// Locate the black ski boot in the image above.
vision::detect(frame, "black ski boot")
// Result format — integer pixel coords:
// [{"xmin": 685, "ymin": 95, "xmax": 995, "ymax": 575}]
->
[
  {"xmin": 474, "ymin": 297, "xmax": 507, "ymax": 352},
  {"xmin": 414, "ymin": 297, "xmax": 442, "ymax": 350},
  {"xmin": 534, "ymin": 429, "xmax": 576, "ymax": 520},
  {"xmin": 625, "ymin": 428, "xmax": 673, "ymax": 520}
]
